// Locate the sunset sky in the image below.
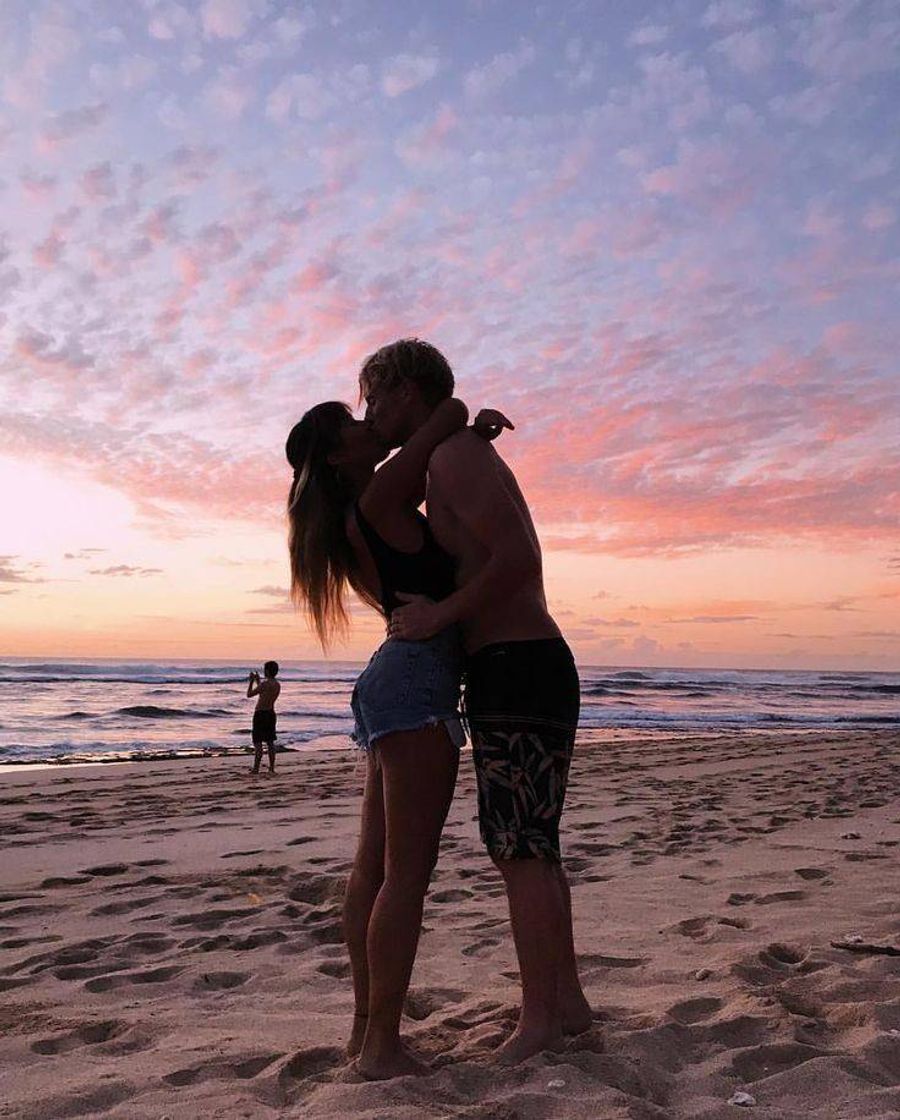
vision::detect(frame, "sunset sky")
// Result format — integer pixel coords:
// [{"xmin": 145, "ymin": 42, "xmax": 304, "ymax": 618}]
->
[{"xmin": 1, "ymin": 0, "xmax": 898, "ymax": 670}]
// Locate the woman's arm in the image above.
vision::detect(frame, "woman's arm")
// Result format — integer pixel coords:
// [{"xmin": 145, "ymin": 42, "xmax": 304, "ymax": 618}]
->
[{"xmin": 359, "ymin": 397, "xmax": 468, "ymax": 520}]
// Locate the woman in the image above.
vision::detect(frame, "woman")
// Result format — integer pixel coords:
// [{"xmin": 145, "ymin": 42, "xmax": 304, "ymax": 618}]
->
[{"xmin": 285, "ymin": 395, "xmax": 505, "ymax": 1080}]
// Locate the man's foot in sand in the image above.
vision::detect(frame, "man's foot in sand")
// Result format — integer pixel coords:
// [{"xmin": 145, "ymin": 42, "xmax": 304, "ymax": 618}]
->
[
  {"xmin": 355, "ymin": 1046, "xmax": 428, "ymax": 1080},
  {"xmin": 346, "ymin": 1013, "xmax": 367, "ymax": 1058},
  {"xmin": 494, "ymin": 1025, "xmax": 564, "ymax": 1066}
]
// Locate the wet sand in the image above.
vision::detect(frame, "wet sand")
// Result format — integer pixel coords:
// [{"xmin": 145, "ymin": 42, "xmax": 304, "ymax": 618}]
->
[{"xmin": 1, "ymin": 730, "xmax": 898, "ymax": 1119}]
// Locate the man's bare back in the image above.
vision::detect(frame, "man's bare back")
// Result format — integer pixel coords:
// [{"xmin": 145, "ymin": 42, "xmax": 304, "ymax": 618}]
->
[
  {"xmin": 425, "ymin": 429, "xmax": 560, "ymax": 653},
  {"xmin": 254, "ymin": 678, "xmax": 281, "ymax": 711}
]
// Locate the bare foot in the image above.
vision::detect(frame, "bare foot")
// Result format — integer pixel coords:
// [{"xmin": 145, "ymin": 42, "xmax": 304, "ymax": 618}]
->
[
  {"xmin": 346, "ymin": 1012, "xmax": 368, "ymax": 1059},
  {"xmin": 355, "ymin": 1046, "xmax": 428, "ymax": 1081},
  {"xmin": 494, "ymin": 1026, "xmax": 564, "ymax": 1066}
]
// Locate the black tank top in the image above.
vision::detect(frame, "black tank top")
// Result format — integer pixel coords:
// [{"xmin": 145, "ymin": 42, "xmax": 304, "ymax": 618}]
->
[{"xmin": 354, "ymin": 501, "xmax": 456, "ymax": 617}]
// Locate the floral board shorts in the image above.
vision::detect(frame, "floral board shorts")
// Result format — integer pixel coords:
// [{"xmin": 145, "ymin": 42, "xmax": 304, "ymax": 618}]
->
[
  {"xmin": 351, "ymin": 626, "xmax": 466, "ymax": 753},
  {"xmin": 464, "ymin": 638, "xmax": 579, "ymax": 863}
]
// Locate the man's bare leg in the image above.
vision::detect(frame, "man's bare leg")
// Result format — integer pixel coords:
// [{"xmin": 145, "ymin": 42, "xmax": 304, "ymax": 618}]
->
[
  {"xmin": 554, "ymin": 864, "xmax": 591, "ymax": 1034},
  {"xmin": 357, "ymin": 725, "xmax": 459, "ymax": 1080},
  {"xmin": 494, "ymin": 857, "xmax": 566, "ymax": 1064},
  {"xmin": 267, "ymin": 742, "xmax": 276, "ymax": 772},
  {"xmin": 250, "ymin": 744, "xmax": 263, "ymax": 773},
  {"xmin": 343, "ymin": 754, "xmax": 385, "ymax": 1057}
]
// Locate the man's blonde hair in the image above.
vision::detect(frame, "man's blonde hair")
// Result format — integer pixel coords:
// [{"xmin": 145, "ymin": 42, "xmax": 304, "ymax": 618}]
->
[{"xmin": 359, "ymin": 338, "xmax": 454, "ymax": 407}]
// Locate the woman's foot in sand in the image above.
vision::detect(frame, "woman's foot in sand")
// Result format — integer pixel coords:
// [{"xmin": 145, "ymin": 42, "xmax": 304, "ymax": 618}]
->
[
  {"xmin": 494, "ymin": 1025, "xmax": 565, "ymax": 1066},
  {"xmin": 355, "ymin": 1045, "xmax": 428, "ymax": 1081},
  {"xmin": 346, "ymin": 1012, "xmax": 368, "ymax": 1058}
]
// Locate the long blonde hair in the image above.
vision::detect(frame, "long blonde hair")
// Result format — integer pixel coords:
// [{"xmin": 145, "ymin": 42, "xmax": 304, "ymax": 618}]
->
[{"xmin": 285, "ymin": 402, "xmax": 379, "ymax": 649}]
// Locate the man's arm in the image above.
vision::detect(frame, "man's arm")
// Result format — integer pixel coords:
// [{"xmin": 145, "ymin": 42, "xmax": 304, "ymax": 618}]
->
[
  {"xmin": 359, "ymin": 398, "xmax": 468, "ymax": 521},
  {"xmin": 391, "ymin": 436, "xmax": 540, "ymax": 639},
  {"xmin": 246, "ymin": 672, "xmax": 259, "ymax": 698}
]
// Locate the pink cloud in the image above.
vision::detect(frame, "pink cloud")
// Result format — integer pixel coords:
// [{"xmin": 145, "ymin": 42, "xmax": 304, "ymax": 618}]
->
[
  {"xmin": 201, "ymin": 0, "xmax": 266, "ymax": 40},
  {"xmin": 39, "ymin": 103, "xmax": 109, "ymax": 150},
  {"xmin": 32, "ymin": 230, "xmax": 65, "ymax": 267},
  {"xmin": 19, "ymin": 171, "xmax": 57, "ymax": 201},
  {"xmin": 80, "ymin": 162, "xmax": 116, "ymax": 201},
  {"xmin": 382, "ymin": 53, "xmax": 440, "ymax": 98}
]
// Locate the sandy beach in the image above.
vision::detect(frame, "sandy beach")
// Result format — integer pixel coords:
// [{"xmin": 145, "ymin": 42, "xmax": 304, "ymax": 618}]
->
[{"xmin": 1, "ymin": 730, "xmax": 898, "ymax": 1119}]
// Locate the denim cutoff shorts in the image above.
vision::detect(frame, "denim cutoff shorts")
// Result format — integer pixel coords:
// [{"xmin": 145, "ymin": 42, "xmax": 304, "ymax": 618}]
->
[{"xmin": 351, "ymin": 626, "xmax": 466, "ymax": 752}]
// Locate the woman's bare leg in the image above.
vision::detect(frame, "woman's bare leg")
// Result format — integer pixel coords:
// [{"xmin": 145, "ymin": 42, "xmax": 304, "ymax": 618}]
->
[
  {"xmin": 356, "ymin": 724, "xmax": 459, "ymax": 1080},
  {"xmin": 343, "ymin": 753, "xmax": 385, "ymax": 1057}
]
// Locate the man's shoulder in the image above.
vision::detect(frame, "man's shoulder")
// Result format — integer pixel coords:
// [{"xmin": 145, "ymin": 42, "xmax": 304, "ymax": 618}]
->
[{"xmin": 430, "ymin": 429, "xmax": 497, "ymax": 474}]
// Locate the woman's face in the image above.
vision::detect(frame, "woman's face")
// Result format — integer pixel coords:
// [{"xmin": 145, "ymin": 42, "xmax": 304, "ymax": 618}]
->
[{"xmin": 333, "ymin": 415, "xmax": 388, "ymax": 470}]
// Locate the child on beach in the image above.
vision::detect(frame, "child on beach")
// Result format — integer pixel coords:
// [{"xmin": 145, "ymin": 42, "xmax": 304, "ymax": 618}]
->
[{"xmin": 247, "ymin": 661, "xmax": 281, "ymax": 775}]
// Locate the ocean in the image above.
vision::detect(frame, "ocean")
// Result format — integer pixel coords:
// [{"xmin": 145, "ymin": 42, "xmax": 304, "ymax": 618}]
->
[{"xmin": 0, "ymin": 658, "xmax": 897, "ymax": 767}]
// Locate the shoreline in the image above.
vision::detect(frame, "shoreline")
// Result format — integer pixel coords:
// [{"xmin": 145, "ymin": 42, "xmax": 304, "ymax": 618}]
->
[
  {"xmin": 0, "ymin": 726, "xmax": 839, "ymax": 775},
  {"xmin": 1, "ymin": 729, "xmax": 898, "ymax": 1118}
]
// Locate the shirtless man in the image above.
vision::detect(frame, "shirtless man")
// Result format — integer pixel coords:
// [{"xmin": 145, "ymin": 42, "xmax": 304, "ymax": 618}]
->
[
  {"xmin": 247, "ymin": 660, "xmax": 281, "ymax": 775},
  {"xmin": 359, "ymin": 338, "xmax": 591, "ymax": 1064}
]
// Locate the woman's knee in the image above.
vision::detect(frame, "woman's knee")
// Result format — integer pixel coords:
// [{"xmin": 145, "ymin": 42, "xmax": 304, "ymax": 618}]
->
[
  {"xmin": 346, "ymin": 861, "xmax": 384, "ymax": 900},
  {"xmin": 381, "ymin": 857, "xmax": 435, "ymax": 896}
]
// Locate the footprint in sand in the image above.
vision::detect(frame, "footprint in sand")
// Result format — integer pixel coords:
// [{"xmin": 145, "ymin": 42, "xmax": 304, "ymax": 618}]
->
[
  {"xmin": 180, "ymin": 933, "xmax": 232, "ymax": 952},
  {"xmin": 232, "ymin": 930, "xmax": 288, "ymax": 951},
  {"xmin": 30, "ymin": 938, "xmax": 116, "ymax": 974},
  {"xmin": 193, "ymin": 970, "xmax": 249, "ymax": 991},
  {"xmin": 0, "ymin": 935, "xmax": 61, "ymax": 950},
  {"xmin": 52, "ymin": 962, "xmax": 131, "ymax": 982},
  {"xmin": 90, "ymin": 897, "xmax": 162, "ymax": 917},
  {"xmin": 81, "ymin": 863, "xmax": 130, "ymax": 877},
  {"xmin": 85, "ymin": 965, "xmax": 182, "ymax": 993},
  {"xmin": 403, "ymin": 987, "xmax": 466, "ymax": 1021},
  {"xmin": 121, "ymin": 932, "xmax": 176, "ymax": 955},
  {"xmin": 316, "ymin": 959, "xmax": 351, "ymax": 979},
  {"xmin": 730, "ymin": 1041, "xmax": 825, "ymax": 1082},
  {"xmin": 461, "ymin": 936, "xmax": 501, "ymax": 958},
  {"xmin": 31, "ymin": 1020, "xmax": 124, "ymax": 1055},
  {"xmin": 667, "ymin": 996, "xmax": 724, "ymax": 1024},
  {"xmin": 716, "ymin": 910, "xmax": 751, "ymax": 929},
  {"xmin": 755, "ymin": 890, "xmax": 807, "ymax": 905},
  {"xmin": 276, "ymin": 1046, "xmax": 345, "ymax": 1099},
  {"xmin": 760, "ymin": 943, "xmax": 808, "ymax": 967},
  {"xmin": 443, "ymin": 998, "xmax": 509, "ymax": 1030},
  {"xmin": 430, "ymin": 888, "xmax": 474, "ymax": 903},
  {"xmin": 793, "ymin": 867, "xmax": 831, "ymax": 881},
  {"xmin": 164, "ymin": 1052, "xmax": 282, "ymax": 1087},
  {"xmin": 672, "ymin": 915, "xmax": 714, "ymax": 939},
  {"xmin": 171, "ymin": 906, "xmax": 263, "ymax": 931},
  {"xmin": 286, "ymin": 875, "xmax": 343, "ymax": 906},
  {"xmin": 0, "ymin": 976, "xmax": 34, "ymax": 992}
]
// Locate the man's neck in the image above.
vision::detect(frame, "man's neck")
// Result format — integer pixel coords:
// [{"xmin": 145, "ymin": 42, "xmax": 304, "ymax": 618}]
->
[{"xmin": 403, "ymin": 398, "xmax": 436, "ymax": 440}]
